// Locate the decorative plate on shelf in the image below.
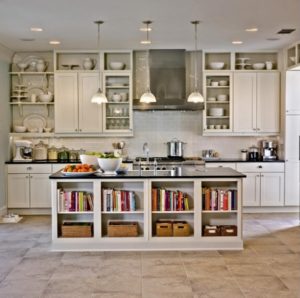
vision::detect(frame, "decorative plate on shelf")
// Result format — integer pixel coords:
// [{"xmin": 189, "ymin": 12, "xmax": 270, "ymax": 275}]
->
[
  {"xmin": 23, "ymin": 114, "xmax": 46, "ymax": 130},
  {"xmin": 61, "ymin": 171, "xmax": 97, "ymax": 177}
]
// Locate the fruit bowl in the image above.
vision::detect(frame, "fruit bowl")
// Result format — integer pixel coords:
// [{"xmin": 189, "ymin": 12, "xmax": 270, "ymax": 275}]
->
[
  {"xmin": 109, "ymin": 62, "xmax": 125, "ymax": 70},
  {"xmin": 79, "ymin": 154, "xmax": 99, "ymax": 168},
  {"xmin": 97, "ymin": 157, "xmax": 122, "ymax": 175}
]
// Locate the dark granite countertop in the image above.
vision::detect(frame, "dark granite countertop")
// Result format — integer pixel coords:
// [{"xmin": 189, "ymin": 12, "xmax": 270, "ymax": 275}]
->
[
  {"xmin": 5, "ymin": 160, "xmax": 134, "ymax": 164},
  {"xmin": 203, "ymin": 158, "xmax": 285, "ymax": 163},
  {"xmin": 50, "ymin": 167, "xmax": 246, "ymax": 180}
]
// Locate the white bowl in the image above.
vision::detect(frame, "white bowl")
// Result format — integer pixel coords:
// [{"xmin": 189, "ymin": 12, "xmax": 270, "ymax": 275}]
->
[
  {"xmin": 208, "ymin": 108, "xmax": 224, "ymax": 117},
  {"xmin": 219, "ymin": 80, "xmax": 228, "ymax": 86},
  {"xmin": 211, "ymin": 81, "xmax": 219, "ymax": 87},
  {"xmin": 111, "ymin": 93, "xmax": 121, "ymax": 102},
  {"xmin": 28, "ymin": 128, "xmax": 38, "ymax": 133},
  {"xmin": 252, "ymin": 63, "xmax": 265, "ymax": 70},
  {"xmin": 44, "ymin": 127, "xmax": 52, "ymax": 133},
  {"xmin": 80, "ymin": 154, "xmax": 99, "ymax": 168},
  {"xmin": 217, "ymin": 94, "xmax": 228, "ymax": 101},
  {"xmin": 39, "ymin": 93, "xmax": 53, "ymax": 102},
  {"xmin": 97, "ymin": 157, "xmax": 122, "ymax": 174},
  {"xmin": 209, "ymin": 62, "xmax": 225, "ymax": 70},
  {"xmin": 109, "ymin": 62, "xmax": 125, "ymax": 70},
  {"xmin": 207, "ymin": 97, "xmax": 216, "ymax": 102},
  {"xmin": 14, "ymin": 125, "xmax": 27, "ymax": 133}
]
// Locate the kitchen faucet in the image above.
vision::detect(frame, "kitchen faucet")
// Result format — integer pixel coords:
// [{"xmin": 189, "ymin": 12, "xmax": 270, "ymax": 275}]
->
[{"xmin": 143, "ymin": 142, "xmax": 150, "ymax": 163}]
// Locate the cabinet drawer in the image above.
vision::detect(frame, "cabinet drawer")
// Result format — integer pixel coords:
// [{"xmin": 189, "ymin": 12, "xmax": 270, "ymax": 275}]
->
[
  {"xmin": 205, "ymin": 163, "xmax": 236, "ymax": 169},
  {"xmin": 236, "ymin": 162, "xmax": 284, "ymax": 173},
  {"xmin": 52, "ymin": 164, "xmax": 68, "ymax": 173},
  {"xmin": 7, "ymin": 164, "xmax": 52, "ymax": 174}
]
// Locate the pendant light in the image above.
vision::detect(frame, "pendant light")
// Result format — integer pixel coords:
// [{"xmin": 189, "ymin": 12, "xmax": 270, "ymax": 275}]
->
[
  {"xmin": 140, "ymin": 21, "xmax": 156, "ymax": 103},
  {"xmin": 187, "ymin": 20, "xmax": 204, "ymax": 103},
  {"xmin": 91, "ymin": 20, "xmax": 108, "ymax": 104}
]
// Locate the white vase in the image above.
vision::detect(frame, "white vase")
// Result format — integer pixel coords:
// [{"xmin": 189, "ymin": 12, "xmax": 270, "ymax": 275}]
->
[
  {"xmin": 83, "ymin": 58, "xmax": 96, "ymax": 70},
  {"xmin": 36, "ymin": 60, "xmax": 48, "ymax": 72}
]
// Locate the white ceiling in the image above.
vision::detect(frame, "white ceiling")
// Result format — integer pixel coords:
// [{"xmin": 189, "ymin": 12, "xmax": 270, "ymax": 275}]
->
[{"xmin": 0, "ymin": 0, "xmax": 299, "ymax": 52}]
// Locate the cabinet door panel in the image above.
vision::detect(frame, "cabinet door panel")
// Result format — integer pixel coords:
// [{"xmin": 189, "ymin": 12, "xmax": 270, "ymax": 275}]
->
[
  {"xmin": 233, "ymin": 73, "xmax": 256, "ymax": 133},
  {"xmin": 30, "ymin": 174, "xmax": 51, "ymax": 208},
  {"xmin": 285, "ymin": 161, "xmax": 299, "ymax": 206},
  {"xmin": 260, "ymin": 173, "xmax": 284, "ymax": 206},
  {"xmin": 7, "ymin": 174, "xmax": 30, "ymax": 208},
  {"xmin": 285, "ymin": 115, "xmax": 300, "ymax": 161},
  {"xmin": 55, "ymin": 73, "xmax": 78, "ymax": 133},
  {"xmin": 242, "ymin": 172, "xmax": 260, "ymax": 206},
  {"xmin": 78, "ymin": 73, "xmax": 102, "ymax": 132},
  {"xmin": 286, "ymin": 71, "xmax": 300, "ymax": 114},
  {"xmin": 256, "ymin": 72, "xmax": 280, "ymax": 133}
]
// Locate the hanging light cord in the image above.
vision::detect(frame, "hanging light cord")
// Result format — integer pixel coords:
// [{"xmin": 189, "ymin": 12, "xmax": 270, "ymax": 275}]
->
[{"xmin": 193, "ymin": 21, "xmax": 199, "ymax": 92}]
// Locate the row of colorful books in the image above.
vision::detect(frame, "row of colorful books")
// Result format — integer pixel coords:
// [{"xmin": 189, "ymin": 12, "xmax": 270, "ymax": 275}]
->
[
  {"xmin": 202, "ymin": 188, "xmax": 237, "ymax": 211},
  {"xmin": 57, "ymin": 189, "xmax": 94, "ymax": 212},
  {"xmin": 102, "ymin": 189, "xmax": 136, "ymax": 212},
  {"xmin": 152, "ymin": 188, "xmax": 190, "ymax": 211}
]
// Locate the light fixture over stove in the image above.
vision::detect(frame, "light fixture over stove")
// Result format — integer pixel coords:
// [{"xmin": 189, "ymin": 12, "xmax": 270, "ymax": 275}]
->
[
  {"xmin": 187, "ymin": 21, "xmax": 204, "ymax": 103},
  {"xmin": 91, "ymin": 20, "xmax": 107, "ymax": 104}
]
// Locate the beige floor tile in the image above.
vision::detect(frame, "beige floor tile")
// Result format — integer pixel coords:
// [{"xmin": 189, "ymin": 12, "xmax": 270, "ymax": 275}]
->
[
  {"xmin": 185, "ymin": 264, "xmax": 231, "ymax": 278},
  {"xmin": 92, "ymin": 293, "xmax": 141, "ymax": 298},
  {"xmin": 270, "ymin": 261, "xmax": 300, "ymax": 278},
  {"xmin": 43, "ymin": 293, "xmax": 93, "ymax": 298},
  {"xmin": 142, "ymin": 277, "xmax": 192, "ymax": 294},
  {"xmin": 143, "ymin": 293, "xmax": 194, "ymax": 298},
  {"xmin": 252, "ymin": 244, "xmax": 294, "ymax": 255},
  {"xmin": 193, "ymin": 288, "xmax": 244, "ymax": 298},
  {"xmin": 227, "ymin": 263, "xmax": 275, "ymax": 276},
  {"xmin": 279, "ymin": 276, "xmax": 300, "ymax": 291},
  {"xmin": 243, "ymin": 289, "xmax": 298, "ymax": 298},
  {"xmin": 235, "ymin": 275, "xmax": 289, "ymax": 292},
  {"xmin": 142, "ymin": 263, "xmax": 186, "ymax": 277}
]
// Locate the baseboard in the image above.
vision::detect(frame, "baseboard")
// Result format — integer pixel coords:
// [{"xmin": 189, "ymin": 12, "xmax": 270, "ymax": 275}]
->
[
  {"xmin": 7, "ymin": 208, "xmax": 51, "ymax": 215},
  {"xmin": 0, "ymin": 206, "xmax": 7, "ymax": 216},
  {"xmin": 243, "ymin": 206, "xmax": 300, "ymax": 213}
]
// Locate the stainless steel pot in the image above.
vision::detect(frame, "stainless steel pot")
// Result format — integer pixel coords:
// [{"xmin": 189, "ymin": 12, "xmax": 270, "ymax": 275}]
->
[{"xmin": 166, "ymin": 138, "xmax": 186, "ymax": 157}]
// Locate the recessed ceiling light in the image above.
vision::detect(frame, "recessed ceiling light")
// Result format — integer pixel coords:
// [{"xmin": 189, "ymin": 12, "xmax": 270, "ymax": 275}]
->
[
  {"xmin": 30, "ymin": 27, "xmax": 43, "ymax": 32},
  {"xmin": 140, "ymin": 40, "xmax": 151, "ymax": 45},
  {"xmin": 232, "ymin": 40, "xmax": 243, "ymax": 45},
  {"xmin": 140, "ymin": 27, "xmax": 152, "ymax": 32},
  {"xmin": 49, "ymin": 40, "xmax": 61, "ymax": 45},
  {"xmin": 245, "ymin": 28, "xmax": 258, "ymax": 32}
]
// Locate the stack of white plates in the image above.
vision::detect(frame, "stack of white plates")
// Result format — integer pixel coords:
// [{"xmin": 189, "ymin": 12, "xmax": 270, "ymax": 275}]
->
[{"xmin": 208, "ymin": 108, "xmax": 224, "ymax": 116}]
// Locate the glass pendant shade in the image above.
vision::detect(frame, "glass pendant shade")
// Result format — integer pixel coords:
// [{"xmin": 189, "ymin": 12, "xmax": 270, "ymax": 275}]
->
[
  {"xmin": 91, "ymin": 88, "xmax": 108, "ymax": 104},
  {"xmin": 140, "ymin": 21, "xmax": 156, "ymax": 103},
  {"xmin": 187, "ymin": 21, "xmax": 204, "ymax": 103},
  {"xmin": 140, "ymin": 90, "xmax": 156, "ymax": 103},
  {"xmin": 187, "ymin": 91, "xmax": 204, "ymax": 103}
]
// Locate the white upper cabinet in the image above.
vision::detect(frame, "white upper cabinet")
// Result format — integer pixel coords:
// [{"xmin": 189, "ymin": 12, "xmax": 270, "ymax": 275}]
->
[
  {"xmin": 286, "ymin": 71, "xmax": 300, "ymax": 114},
  {"xmin": 233, "ymin": 72, "xmax": 280, "ymax": 134}
]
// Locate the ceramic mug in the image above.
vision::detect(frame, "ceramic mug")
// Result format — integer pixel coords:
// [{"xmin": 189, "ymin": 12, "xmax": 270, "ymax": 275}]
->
[{"xmin": 266, "ymin": 61, "xmax": 273, "ymax": 70}]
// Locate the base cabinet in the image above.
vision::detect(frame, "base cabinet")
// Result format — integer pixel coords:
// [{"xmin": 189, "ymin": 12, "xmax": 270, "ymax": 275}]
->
[
  {"xmin": 285, "ymin": 161, "xmax": 300, "ymax": 206},
  {"xmin": 7, "ymin": 165, "xmax": 52, "ymax": 209},
  {"xmin": 236, "ymin": 163, "xmax": 284, "ymax": 207},
  {"xmin": 51, "ymin": 177, "xmax": 243, "ymax": 251}
]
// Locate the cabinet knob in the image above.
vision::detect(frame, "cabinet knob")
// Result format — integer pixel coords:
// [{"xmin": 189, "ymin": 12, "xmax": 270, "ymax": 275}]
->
[
  {"xmin": 26, "ymin": 166, "xmax": 32, "ymax": 170},
  {"xmin": 26, "ymin": 175, "xmax": 29, "ymax": 178},
  {"xmin": 75, "ymin": 129, "xmax": 78, "ymax": 132},
  {"xmin": 256, "ymin": 175, "xmax": 260, "ymax": 177},
  {"xmin": 261, "ymin": 174, "xmax": 264, "ymax": 177},
  {"xmin": 257, "ymin": 128, "xmax": 260, "ymax": 131},
  {"xmin": 258, "ymin": 165, "xmax": 263, "ymax": 168}
]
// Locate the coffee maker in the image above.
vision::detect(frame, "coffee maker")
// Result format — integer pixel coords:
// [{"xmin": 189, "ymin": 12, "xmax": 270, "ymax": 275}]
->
[
  {"xmin": 13, "ymin": 140, "xmax": 33, "ymax": 162},
  {"xmin": 261, "ymin": 141, "xmax": 278, "ymax": 161}
]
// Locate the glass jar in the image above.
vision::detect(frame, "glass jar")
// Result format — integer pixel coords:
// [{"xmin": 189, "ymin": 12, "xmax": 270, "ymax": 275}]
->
[
  {"xmin": 48, "ymin": 146, "xmax": 58, "ymax": 161},
  {"xmin": 57, "ymin": 146, "xmax": 70, "ymax": 162},
  {"xmin": 69, "ymin": 149, "xmax": 78, "ymax": 162}
]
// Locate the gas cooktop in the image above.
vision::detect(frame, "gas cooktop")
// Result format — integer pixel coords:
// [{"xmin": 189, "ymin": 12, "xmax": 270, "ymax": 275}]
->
[{"xmin": 134, "ymin": 157, "xmax": 203, "ymax": 162}]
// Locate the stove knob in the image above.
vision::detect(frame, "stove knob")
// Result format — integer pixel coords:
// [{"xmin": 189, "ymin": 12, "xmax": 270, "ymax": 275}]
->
[
  {"xmin": 145, "ymin": 167, "xmax": 150, "ymax": 170},
  {"xmin": 162, "ymin": 167, "xmax": 166, "ymax": 170},
  {"xmin": 157, "ymin": 167, "xmax": 161, "ymax": 170}
]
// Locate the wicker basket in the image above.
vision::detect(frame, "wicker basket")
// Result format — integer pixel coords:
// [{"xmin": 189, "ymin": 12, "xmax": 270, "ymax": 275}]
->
[
  {"xmin": 220, "ymin": 225, "xmax": 237, "ymax": 236},
  {"xmin": 107, "ymin": 220, "xmax": 138, "ymax": 237},
  {"xmin": 173, "ymin": 221, "xmax": 190, "ymax": 237},
  {"xmin": 203, "ymin": 225, "xmax": 221, "ymax": 237},
  {"xmin": 156, "ymin": 221, "xmax": 173, "ymax": 237},
  {"xmin": 61, "ymin": 222, "xmax": 93, "ymax": 238}
]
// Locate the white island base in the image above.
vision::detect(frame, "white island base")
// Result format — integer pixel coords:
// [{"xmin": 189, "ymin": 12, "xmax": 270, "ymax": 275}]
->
[{"xmin": 51, "ymin": 175, "xmax": 244, "ymax": 251}]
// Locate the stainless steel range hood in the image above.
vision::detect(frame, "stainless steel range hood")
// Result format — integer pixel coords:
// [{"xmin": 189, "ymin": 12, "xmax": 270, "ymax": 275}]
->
[{"xmin": 133, "ymin": 49, "xmax": 204, "ymax": 111}]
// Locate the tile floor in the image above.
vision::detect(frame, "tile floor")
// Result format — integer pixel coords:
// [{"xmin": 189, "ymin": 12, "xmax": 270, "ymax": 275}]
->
[{"xmin": 0, "ymin": 213, "xmax": 299, "ymax": 298}]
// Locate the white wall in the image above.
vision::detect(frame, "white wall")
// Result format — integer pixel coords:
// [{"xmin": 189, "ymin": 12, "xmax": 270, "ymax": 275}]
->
[{"xmin": 0, "ymin": 58, "xmax": 11, "ymax": 213}]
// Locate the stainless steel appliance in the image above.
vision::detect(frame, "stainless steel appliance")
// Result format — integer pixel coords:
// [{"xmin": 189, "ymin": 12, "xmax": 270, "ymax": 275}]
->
[
  {"xmin": 165, "ymin": 138, "xmax": 186, "ymax": 158},
  {"xmin": 261, "ymin": 140, "xmax": 278, "ymax": 160},
  {"xmin": 248, "ymin": 145, "xmax": 260, "ymax": 161},
  {"xmin": 13, "ymin": 140, "xmax": 33, "ymax": 162}
]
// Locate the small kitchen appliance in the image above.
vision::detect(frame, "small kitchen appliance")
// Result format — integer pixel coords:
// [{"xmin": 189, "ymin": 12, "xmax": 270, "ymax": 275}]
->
[
  {"xmin": 165, "ymin": 138, "xmax": 186, "ymax": 158},
  {"xmin": 261, "ymin": 141, "xmax": 278, "ymax": 160},
  {"xmin": 13, "ymin": 140, "xmax": 33, "ymax": 162},
  {"xmin": 248, "ymin": 145, "xmax": 260, "ymax": 161}
]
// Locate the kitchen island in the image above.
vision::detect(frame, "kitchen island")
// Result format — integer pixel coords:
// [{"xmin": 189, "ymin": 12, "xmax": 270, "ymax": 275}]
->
[{"xmin": 50, "ymin": 167, "xmax": 246, "ymax": 251}]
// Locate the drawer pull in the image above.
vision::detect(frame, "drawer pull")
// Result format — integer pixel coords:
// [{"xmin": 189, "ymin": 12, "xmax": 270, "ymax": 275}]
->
[
  {"xmin": 258, "ymin": 165, "xmax": 262, "ymax": 169},
  {"xmin": 26, "ymin": 166, "xmax": 32, "ymax": 170}
]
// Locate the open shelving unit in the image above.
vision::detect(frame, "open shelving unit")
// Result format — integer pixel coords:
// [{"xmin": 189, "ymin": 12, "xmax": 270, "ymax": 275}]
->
[{"xmin": 51, "ymin": 176, "xmax": 243, "ymax": 251}]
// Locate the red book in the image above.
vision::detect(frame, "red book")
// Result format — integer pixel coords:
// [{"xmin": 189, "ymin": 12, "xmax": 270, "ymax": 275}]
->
[{"xmin": 223, "ymin": 192, "xmax": 228, "ymax": 210}]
